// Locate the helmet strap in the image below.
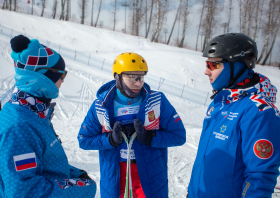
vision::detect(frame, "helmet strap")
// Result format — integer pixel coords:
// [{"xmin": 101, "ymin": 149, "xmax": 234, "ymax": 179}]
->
[{"xmin": 227, "ymin": 62, "xmax": 248, "ymax": 88}]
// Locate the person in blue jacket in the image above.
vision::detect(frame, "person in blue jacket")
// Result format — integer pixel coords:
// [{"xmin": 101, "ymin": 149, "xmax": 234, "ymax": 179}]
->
[
  {"xmin": 0, "ymin": 35, "xmax": 96, "ymax": 198},
  {"xmin": 78, "ymin": 52, "xmax": 186, "ymax": 198},
  {"xmin": 187, "ymin": 33, "xmax": 280, "ymax": 198}
]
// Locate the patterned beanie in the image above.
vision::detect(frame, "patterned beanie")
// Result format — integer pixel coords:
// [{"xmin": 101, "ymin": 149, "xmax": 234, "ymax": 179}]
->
[
  {"xmin": 10, "ymin": 35, "xmax": 65, "ymax": 83},
  {"xmin": 10, "ymin": 35, "xmax": 65, "ymax": 99}
]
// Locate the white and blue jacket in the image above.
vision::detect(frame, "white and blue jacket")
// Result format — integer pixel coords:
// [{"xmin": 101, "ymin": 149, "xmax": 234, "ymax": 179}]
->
[
  {"xmin": 188, "ymin": 73, "xmax": 280, "ymax": 198},
  {"xmin": 78, "ymin": 80, "xmax": 186, "ymax": 198}
]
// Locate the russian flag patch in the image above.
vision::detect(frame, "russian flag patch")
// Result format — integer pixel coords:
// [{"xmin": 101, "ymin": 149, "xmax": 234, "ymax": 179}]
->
[
  {"xmin": 13, "ymin": 153, "xmax": 37, "ymax": 172},
  {"xmin": 173, "ymin": 114, "xmax": 181, "ymax": 122}
]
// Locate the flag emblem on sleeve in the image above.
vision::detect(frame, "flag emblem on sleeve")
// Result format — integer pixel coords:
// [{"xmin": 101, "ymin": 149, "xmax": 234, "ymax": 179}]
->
[
  {"xmin": 173, "ymin": 114, "xmax": 181, "ymax": 122},
  {"xmin": 13, "ymin": 153, "xmax": 37, "ymax": 171}
]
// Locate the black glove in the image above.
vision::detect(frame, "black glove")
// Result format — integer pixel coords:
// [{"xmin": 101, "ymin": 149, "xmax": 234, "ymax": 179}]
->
[
  {"xmin": 109, "ymin": 121, "xmax": 123, "ymax": 147},
  {"xmin": 79, "ymin": 172, "xmax": 93, "ymax": 180},
  {"xmin": 134, "ymin": 119, "xmax": 153, "ymax": 145}
]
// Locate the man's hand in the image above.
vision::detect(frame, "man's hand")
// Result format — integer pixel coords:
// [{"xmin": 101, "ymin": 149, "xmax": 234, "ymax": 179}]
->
[
  {"xmin": 109, "ymin": 121, "xmax": 123, "ymax": 147},
  {"xmin": 134, "ymin": 119, "xmax": 153, "ymax": 145}
]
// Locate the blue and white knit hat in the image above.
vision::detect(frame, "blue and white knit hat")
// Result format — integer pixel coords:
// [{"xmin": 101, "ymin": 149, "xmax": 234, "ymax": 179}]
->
[{"xmin": 10, "ymin": 35, "xmax": 65, "ymax": 99}]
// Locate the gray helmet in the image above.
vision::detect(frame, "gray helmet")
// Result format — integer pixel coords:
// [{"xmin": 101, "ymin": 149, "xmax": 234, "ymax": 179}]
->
[{"xmin": 203, "ymin": 33, "xmax": 258, "ymax": 69}]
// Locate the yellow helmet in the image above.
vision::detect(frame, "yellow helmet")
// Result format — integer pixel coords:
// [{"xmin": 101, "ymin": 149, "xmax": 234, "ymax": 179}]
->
[{"xmin": 112, "ymin": 52, "xmax": 148, "ymax": 77}]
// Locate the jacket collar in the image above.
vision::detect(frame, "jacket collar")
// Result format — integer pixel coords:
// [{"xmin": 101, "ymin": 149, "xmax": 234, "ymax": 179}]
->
[
  {"xmin": 96, "ymin": 80, "xmax": 151, "ymax": 107},
  {"xmin": 214, "ymin": 73, "xmax": 277, "ymax": 105}
]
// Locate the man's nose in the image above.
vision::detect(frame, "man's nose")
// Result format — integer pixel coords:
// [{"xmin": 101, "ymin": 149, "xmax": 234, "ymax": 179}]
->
[
  {"xmin": 134, "ymin": 79, "xmax": 142, "ymax": 86},
  {"xmin": 204, "ymin": 68, "xmax": 211, "ymax": 75}
]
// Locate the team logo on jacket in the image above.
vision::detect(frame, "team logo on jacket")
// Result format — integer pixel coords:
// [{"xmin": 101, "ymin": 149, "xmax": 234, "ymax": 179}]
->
[
  {"xmin": 253, "ymin": 139, "xmax": 273, "ymax": 159},
  {"xmin": 148, "ymin": 110, "xmax": 155, "ymax": 122},
  {"xmin": 220, "ymin": 125, "xmax": 227, "ymax": 133},
  {"xmin": 13, "ymin": 153, "xmax": 37, "ymax": 171}
]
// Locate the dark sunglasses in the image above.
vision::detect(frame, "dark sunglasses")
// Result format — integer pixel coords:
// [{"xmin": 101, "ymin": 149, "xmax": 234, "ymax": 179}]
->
[
  {"xmin": 35, "ymin": 67, "xmax": 67, "ymax": 80},
  {"xmin": 206, "ymin": 60, "xmax": 227, "ymax": 71}
]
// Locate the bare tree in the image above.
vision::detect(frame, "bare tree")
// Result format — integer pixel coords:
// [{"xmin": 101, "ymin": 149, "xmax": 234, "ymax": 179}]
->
[
  {"xmin": 65, "ymin": 0, "xmax": 70, "ymax": 21},
  {"xmin": 13, "ymin": 0, "xmax": 16, "ymax": 11},
  {"xmin": 80, "ymin": 0, "xmax": 87, "ymax": 24},
  {"xmin": 95, "ymin": 0, "xmax": 103, "ymax": 27},
  {"xmin": 178, "ymin": 0, "xmax": 189, "ymax": 47},
  {"xmin": 262, "ymin": 5, "xmax": 280, "ymax": 65},
  {"xmin": 2, "ymin": 0, "xmax": 8, "ymax": 9},
  {"xmin": 145, "ymin": 0, "xmax": 154, "ymax": 38},
  {"xmin": 254, "ymin": 0, "xmax": 265, "ymax": 42},
  {"xmin": 91, "ymin": 0, "xmax": 95, "ymax": 26},
  {"xmin": 31, "ymin": 0, "xmax": 33, "ymax": 15},
  {"xmin": 60, "ymin": 0, "xmax": 66, "ymax": 20},
  {"xmin": 135, "ymin": 0, "xmax": 144, "ymax": 36},
  {"xmin": 151, "ymin": 0, "xmax": 161, "ymax": 42},
  {"xmin": 113, "ymin": 0, "xmax": 118, "ymax": 31},
  {"xmin": 52, "ymin": 0, "xmax": 58, "ymax": 19},
  {"xmin": 168, "ymin": 0, "xmax": 183, "ymax": 45},
  {"xmin": 257, "ymin": 0, "xmax": 274, "ymax": 63},
  {"xmin": 258, "ymin": 0, "xmax": 280, "ymax": 65},
  {"xmin": 202, "ymin": 0, "xmax": 213, "ymax": 51},
  {"xmin": 155, "ymin": 0, "xmax": 168, "ymax": 42},
  {"xmin": 238, "ymin": 0, "xmax": 242, "ymax": 32},
  {"xmin": 41, "ymin": 0, "xmax": 46, "ymax": 17},
  {"xmin": 242, "ymin": 0, "xmax": 249, "ymax": 33},
  {"xmin": 246, "ymin": 0, "xmax": 254, "ymax": 36},
  {"xmin": 226, "ymin": 0, "xmax": 232, "ymax": 33},
  {"xmin": 131, "ymin": 0, "xmax": 136, "ymax": 34},
  {"xmin": 9, "ymin": 0, "xmax": 11, "ymax": 11}
]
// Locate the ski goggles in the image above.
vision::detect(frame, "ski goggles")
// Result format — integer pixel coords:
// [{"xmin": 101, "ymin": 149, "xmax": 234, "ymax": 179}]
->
[
  {"xmin": 35, "ymin": 67, "xmax": 68, "ymax": 80},
  {"xmin": 122, "ymin": 73, "xmax": 145, "ymax": 82},
  {"xmin": 206, "ymin": 60, "xmax": 227, "ymax": 71}
]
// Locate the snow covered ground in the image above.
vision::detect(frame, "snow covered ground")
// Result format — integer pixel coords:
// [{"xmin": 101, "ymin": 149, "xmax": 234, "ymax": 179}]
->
[{"xmin": 1, "ymin": 10, "xmax": 280, "ymax": 197}]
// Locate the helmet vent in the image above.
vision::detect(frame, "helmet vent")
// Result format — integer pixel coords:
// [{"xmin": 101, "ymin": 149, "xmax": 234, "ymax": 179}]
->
[
  {"xmin": 132, "ymin": 59, "xmax": 136, "ymax": 63},
  {"xmin": 121, "ymin": 53, "xmax": 124, "ymax": 55},
  {"xmin": 113, "ymin": 60, "xmax": 116, "ymax": 64},
  {"xmin": 129, "ymin": 53, "xmax": 131, "ymax": 55},
  {"xmin": 142, "ymin": 60, "xmax": 145, "ymax": 63},
  {"xmin": 219, "ymin": 35, "xmax": 225, "ymax": 37},
  {"xmin": 208, "ymin": 49, "xmax": 216, "ymax": 54},
  {"xmin": 231, "ymin": 33, "xmax": 236, "ymax": 35},
  {"xmin": 210, "ymin": 42, "xmax": 218, "ymax": 46}
]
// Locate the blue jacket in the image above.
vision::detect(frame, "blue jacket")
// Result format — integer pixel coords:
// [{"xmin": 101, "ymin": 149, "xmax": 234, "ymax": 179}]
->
[
  {"xmin": 0, "ymin": 102, "xmax": 96, "ymax": 198},
  {"xmin": 78, "ymin": 80, "xmax": 186, "ymax": 198},
  {"xmin": 188, "ymin": 73, "xmax": 280, "ymax": 198}
]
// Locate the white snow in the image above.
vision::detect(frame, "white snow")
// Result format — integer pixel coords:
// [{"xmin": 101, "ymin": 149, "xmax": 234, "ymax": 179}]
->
[{"xmin": 1, "ymin": 10, "xmax": 280, "ymax": 197}]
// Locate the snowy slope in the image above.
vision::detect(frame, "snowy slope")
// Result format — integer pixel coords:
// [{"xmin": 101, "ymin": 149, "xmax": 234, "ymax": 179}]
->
[{"xmin": 1, "ymin": 10, "xmax": 280, "ymax": 197}]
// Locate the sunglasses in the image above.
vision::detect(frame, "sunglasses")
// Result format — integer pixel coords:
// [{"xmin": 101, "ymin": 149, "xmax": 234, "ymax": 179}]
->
[
  {"xmin": 35, "ymin": 67, "xmax": 68, "ymax": 80},
  {"xmin": 122, "ymin": 73, "xmax": 145, "ymax": 82},
  {"xmin": 206, "ymin": 60, "xmax": 227, "ymax": 71}
]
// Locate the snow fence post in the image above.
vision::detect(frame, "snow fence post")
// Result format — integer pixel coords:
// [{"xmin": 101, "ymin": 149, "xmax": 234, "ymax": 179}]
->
[
  {"xmin": 158, "ymin": 78, "xmax": 165, "ymax": 90},
  {"xmin": 10, "ymin": 29, "xmax": 13, "ymax": 38},
  {"xmin": 180, "ymin": 84, "xmax": 185, "ymax": 98},
  {"xmin": 88, "ymin": 54, "xmax": 91, "ymax": 65},
  {"xmin": 101, "ymin": 59, "xmax": 105, "ymax": 70},
  {"xmin": 204, "ymin": 92, "xmax": 210, "ymax": 107},
  {"xmin": 74, "ymin": 50, "xmax": 76, "ymax": 61}
]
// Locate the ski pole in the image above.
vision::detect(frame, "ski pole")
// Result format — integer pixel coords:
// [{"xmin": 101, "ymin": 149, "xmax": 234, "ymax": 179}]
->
[{"xmin": 121, "ymin": 132, "xmax": 137, "ymax": 198}]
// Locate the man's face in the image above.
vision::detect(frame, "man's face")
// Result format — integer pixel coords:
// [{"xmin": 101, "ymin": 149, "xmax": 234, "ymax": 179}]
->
[
  {"xmin": 204, "ymin": 57, "xmax": 224, "ymax": 83},
  {"xmin": 55, "ymin": 78, "xmax": 64, "ymax": 90},
  {"xmin": 122, "ymin": 71, "xmax": 145, "ymax": 93}
]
